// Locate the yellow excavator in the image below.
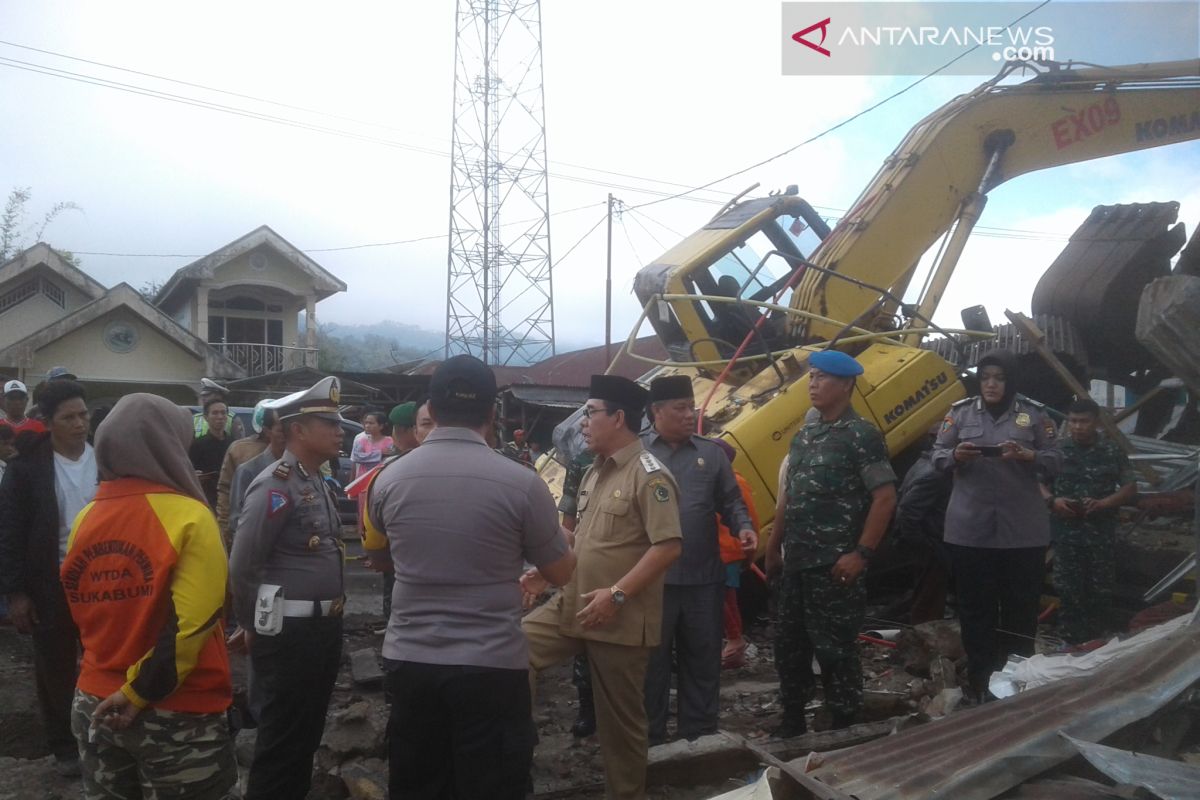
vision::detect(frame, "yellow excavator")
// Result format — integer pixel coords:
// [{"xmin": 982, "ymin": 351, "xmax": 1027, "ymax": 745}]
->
[{"xmin": 550, "ymin": 59, "xmax": 1200, "ymax": 545}]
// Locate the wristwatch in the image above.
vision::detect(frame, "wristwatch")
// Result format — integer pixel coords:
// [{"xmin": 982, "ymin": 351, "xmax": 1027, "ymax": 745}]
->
[
  {"xmin": 609, "ymin": 585, "xmax": 627, "ymax": 607},
  {"xmin": 854, "ymin": 544, "xmax": 875, "ymax": 561}
]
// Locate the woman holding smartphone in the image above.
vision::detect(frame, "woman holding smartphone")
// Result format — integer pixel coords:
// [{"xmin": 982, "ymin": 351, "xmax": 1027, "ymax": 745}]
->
[{"xmin": 931, "ymin": 350, "xmax": 1062, "ymax": 705}]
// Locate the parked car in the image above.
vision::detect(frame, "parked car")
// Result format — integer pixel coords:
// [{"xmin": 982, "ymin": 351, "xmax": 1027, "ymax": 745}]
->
[{"xmin": 185, "ymin": 405, "xmax": 363, "ymax": 527}]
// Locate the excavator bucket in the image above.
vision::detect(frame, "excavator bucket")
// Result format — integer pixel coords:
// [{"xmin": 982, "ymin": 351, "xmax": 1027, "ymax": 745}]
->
[{"xmin": 1031, "ymin": 202, "xmax": 1187, "ymax": 386}]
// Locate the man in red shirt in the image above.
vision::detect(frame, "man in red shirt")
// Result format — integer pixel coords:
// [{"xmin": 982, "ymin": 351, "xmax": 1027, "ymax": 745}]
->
[{"xmin": 2, "ymin": 380, "xmax": 46, "ymax": 435}]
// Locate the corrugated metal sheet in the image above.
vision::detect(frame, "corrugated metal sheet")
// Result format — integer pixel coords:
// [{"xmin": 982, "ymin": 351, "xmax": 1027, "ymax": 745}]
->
[
  {"xmin": 1063, "ymin": 734, "xmax": 1200, "ymax": 800},
  {"xmin": 803, "ymin": 622, "xmax": 1200, "ymax": 800}
]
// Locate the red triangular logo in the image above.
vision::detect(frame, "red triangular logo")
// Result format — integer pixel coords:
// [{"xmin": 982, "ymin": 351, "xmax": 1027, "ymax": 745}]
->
[{"xmin": 793, "ymin": 18, "xmax": 832, "ymax": 57}]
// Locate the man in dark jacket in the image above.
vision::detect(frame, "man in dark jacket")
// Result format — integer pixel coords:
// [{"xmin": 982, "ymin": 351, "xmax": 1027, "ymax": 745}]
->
[{"xmin": 0, "ymin": 379, "xmax": 95, "ymax": 775}]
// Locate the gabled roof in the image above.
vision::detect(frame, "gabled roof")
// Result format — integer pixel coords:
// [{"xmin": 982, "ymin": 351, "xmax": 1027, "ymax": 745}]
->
[
  {"xmin": 0, "ymin": 282, "xmax": 245, "ymax": 375},
  {"xmin": 0, "ymin": 242, "xmax": 107, "ymax": 301},
  {"xmin": 154, "ymin": 225, "xmax": 347, "ymax": 307}
]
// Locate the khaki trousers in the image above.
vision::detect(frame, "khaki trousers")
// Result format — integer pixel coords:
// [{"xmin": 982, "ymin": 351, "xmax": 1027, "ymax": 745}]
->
[{"xmin": 524, "ymin": 602, "xmax": 652, "ymax": 800}]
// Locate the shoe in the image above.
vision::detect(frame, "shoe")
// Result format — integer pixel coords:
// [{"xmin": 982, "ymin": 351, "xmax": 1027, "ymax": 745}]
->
[
  {"xmin": 769, "ymin": 717, "xmax": 807, "ymax": 739},
  {"xmin": 53, "ymin": 754, "xmax": 81, "ymax": 779}
]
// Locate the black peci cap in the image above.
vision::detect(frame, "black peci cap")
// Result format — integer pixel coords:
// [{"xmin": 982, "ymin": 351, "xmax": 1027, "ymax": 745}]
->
[
  {"xmin": 649, "ymin": 375, "xmax": 693, "ymax": 403},
  {"xmin": 588, "ymin": 374, "xmax": 648, "ymax": 411}
]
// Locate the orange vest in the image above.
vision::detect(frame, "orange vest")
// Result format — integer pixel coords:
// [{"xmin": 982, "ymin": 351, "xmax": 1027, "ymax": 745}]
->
[
  {"xmin": 62, "ymin": 478, "xmax": 231, "ymax": 713},
  {"xmin": 718, "ymin": 472, "xmax": 761, "ymax": 564}
]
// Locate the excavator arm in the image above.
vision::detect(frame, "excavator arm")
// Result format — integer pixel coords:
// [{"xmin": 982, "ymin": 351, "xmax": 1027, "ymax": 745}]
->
[{"xmin": 793, "ymin": 59, "xmax": 1200, "ymax": 342}]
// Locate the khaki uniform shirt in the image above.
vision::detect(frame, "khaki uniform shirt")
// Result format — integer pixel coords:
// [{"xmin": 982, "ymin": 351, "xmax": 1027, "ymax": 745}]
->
[{"xmin": 555, "ymin": 439, "xmax": 683, "ymax": 647}]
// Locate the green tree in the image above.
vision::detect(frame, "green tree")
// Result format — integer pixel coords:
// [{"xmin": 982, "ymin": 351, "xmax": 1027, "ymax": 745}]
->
[{"xmin": 0, "ymin": 186, "xmax": 83, "ymax": 264}]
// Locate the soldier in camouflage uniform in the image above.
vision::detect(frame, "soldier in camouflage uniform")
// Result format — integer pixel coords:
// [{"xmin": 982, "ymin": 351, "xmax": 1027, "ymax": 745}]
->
[
  {"xmin": 559, "ymin": 450, "xmax": 600, "ymax": 737},
  {"xmin": 1042, "ymin": 397, "xmax": 1136, "ymax": 643},
  {"xmin": 766, "ymin": 351, "xmax": 897, "ymax": 736}
]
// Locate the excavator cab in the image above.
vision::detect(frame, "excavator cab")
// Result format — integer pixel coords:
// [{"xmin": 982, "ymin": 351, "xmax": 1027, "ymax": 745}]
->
[{"xmin": 633, "ymin": 193, "xmax": 829, "ymax": 374}]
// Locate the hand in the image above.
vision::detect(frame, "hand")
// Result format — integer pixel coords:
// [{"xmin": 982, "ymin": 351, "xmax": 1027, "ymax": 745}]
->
[
  {"xmin": 7, "ymin": 593, "xmax": 38, "ymax": 634},
  {"xmin": 520, "ymin": 568, "xmax": 550, "ymax": 610},
  {"xmin": 737, "ymin": 529, "xmax": 758, "ymax": 558},
  {"xmin": 362, "ymin": 549, "xmax": 393, "ymax": 574},
  {"xmin": 1080, "ymin": 497, "xmax": 1104, "ymax": 515},
  {"xmin": 1000, "ymin": 441, "xmax": 1033, "ymax": 462},
  {"xmin": 954, "ymin": 442, "xmax": 981, "ymax": 463},
  {"xmin": 575, "ymin": 589, "xmax": 618, "ymax": 630},
  {"xmin": 831, "ymin": 552, "xmax": 867, "ymax": 586},
  {"xmin": 226, "ymin": 626, "xmax": 254, "ymax": 654},
  {"xmin": 1051, "ymin": 497, "xmax": 1079, "ymax": 518},
  {"xmin": 765, "ymin": 548, "xmax": 783, "ymax": 581},
  {"xmin": 93, "ymin": 690, "xmax": 140, "ymax": 732}
]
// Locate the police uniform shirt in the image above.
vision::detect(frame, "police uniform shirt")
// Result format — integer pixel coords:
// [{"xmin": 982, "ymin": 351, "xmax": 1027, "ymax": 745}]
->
[
  {"xmin": 555, "ymin": 439, "xmax": 683, "ymax": 647},
  {"xmin": 931, "ymin": 397, "xmax": 1063, "ymax": 549},
  {"xmin": 640, "ymin": 431, "xmax": 754, "ymax": 585},
  {"xmin": 229, "ymin": 449, "xmax": 344, "ymax": 626}
]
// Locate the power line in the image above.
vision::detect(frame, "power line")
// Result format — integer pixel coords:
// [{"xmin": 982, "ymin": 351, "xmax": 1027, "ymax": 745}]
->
[{"xmin": 628, "ymin": 0, "xmax": 1054, "ymax": 210}]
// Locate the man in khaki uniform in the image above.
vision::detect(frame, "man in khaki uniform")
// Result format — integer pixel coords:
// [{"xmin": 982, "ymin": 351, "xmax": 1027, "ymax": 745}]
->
[{"xmin": 523, "ymin": 374, "xmax": 683, "ymax": 800}]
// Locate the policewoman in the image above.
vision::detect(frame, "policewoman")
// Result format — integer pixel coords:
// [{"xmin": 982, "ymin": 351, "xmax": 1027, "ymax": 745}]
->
[
  {"xmin": 230, "ymin": 376, "xmax": 347, "ymax": 799},
  {"xmin": 931, "ymin": 350, "xmax": 1061, "ymax": 704}
]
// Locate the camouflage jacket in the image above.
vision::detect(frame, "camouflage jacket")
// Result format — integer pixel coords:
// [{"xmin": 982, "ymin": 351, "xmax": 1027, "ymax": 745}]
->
[
  {"xmin": 783, "ymin": 407, "xmax": 895, "ymax": 571},
  {"xmin": 1051, "ymin": 436, "xmax": 1135, "ymax": 525},
  {"xmin": 557, "ymin": 451, "xmax": 596, "ymax": 518}
]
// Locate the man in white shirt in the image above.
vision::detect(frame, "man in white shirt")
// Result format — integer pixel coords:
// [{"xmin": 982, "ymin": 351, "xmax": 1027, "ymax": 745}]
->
[{"xmin": 0, "ymin": 379, "xmax": 97, "ymax": 776}]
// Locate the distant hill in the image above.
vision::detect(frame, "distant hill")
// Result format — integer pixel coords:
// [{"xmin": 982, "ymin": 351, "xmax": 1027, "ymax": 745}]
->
[{"xmin": 316, "ymin": 319, "xmax": 602, "ymax": 371}]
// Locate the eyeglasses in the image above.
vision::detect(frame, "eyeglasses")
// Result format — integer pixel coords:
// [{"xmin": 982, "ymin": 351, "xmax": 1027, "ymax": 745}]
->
[{"xmin": 581, "ymin": 405, "xmax": 616, "ymax": 419}]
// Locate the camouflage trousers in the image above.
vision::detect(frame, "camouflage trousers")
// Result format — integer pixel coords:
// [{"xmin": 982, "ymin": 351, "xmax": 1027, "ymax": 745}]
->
[
  {"xmin": 1052, "ymin": 520, "xmax": 1117, "ymax": 644},
  {"xmin": 71, "ymin": 690, "xmax": 239, "ymax": 800},
  {"xmin": 774, "ymin": 568, "xmax": 866, "ymax": 723}
]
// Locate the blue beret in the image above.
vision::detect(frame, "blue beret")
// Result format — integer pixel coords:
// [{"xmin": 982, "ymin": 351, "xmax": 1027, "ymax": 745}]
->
[{"xmin": 809, "ymin": 350, "xmax": 864, "ymax": 377}]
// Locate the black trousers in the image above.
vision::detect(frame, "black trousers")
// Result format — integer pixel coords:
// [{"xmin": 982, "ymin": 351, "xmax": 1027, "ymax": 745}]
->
[
  {"xmin": 386, "ymin": 661, "xmax": 534, "ymax": 800},
  {"xmin": 31, "ymin": 582, "xmax": 79, "ymax": 759},
  {"xmin": 644, "ymin": 582, "xmax": 724, "ymax": 741},
  {"xmin": 246, "ymin": 616, "xmax": 342, "ymax": 800},
  {"xmin": 948, "ymin": 544, "xmax": 1045, "ymax": 689}
]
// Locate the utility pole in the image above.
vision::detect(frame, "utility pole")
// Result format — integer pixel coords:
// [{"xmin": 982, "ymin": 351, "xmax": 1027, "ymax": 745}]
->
[{"xmin": 605, "ymin": 193, "xmax": 614, "ymax": 369}]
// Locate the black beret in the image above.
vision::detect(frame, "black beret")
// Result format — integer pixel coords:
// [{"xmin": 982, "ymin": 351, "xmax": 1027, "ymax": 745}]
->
[
  {"xmin": 649, "ymin": 375, "xmax": 693, "ymax": 403},
  {"xmin": 588, "ymin": 374, "xmax": 648, "ymax": 411}
]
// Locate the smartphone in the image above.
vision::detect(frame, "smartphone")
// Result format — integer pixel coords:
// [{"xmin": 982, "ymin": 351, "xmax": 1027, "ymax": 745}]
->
[{"xmin": 977, "ymin": 445, "xmax": 1003, "ymax": 457}]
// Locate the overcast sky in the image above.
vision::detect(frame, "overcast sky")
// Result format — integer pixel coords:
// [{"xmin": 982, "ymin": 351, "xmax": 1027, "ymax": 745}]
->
[{"xmin": 1, "ymin": 1, "xmax": 1197, "ymax": 358}]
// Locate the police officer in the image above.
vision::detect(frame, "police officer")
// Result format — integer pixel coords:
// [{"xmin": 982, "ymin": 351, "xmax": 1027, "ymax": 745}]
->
[
  {"xmin": 766, "ymin": 350, "xmax": 897, "ymax": 736},
  {"xmin": 1041, "ymin": 397, "xmax": 1135, "ymax": 644},
  {"xmin": 523, "ymin": 375, "xmax": 683, "ymax": 800},
  {"xmin": 932, "ymin": 350, "xmax": 1061, "ymax": 704},
  {"xmin": 229, "ymin": 376, "xmax": 346, "ymax": 800},
  {"xmin": 642, "ymin": 374, "xmax": 756, "ymax": 744}
]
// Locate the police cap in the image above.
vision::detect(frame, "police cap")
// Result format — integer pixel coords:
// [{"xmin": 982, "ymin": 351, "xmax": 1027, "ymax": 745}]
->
[
  {"xmin": 430, "ymin": 355, "xmax": 496, "ymax": 410},
  {"xmin": 267, "ymin": 376, "xmax": 344, "ymax": 422},
  {"xmin": 808, "ymin": 350, "xmax": 864, "ymax": 377}
]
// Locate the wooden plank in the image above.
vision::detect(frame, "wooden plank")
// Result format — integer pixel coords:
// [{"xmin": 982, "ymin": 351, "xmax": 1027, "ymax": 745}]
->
[{"xmin": 1005, "ymin": 311, "xmax": 1160, "ymax": 485}]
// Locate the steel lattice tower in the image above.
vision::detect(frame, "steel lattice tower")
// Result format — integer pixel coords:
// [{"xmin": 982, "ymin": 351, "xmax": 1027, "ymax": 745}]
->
[{"xmin": 445, "ymin": 0, "xmax": 554, "ymax": 365}]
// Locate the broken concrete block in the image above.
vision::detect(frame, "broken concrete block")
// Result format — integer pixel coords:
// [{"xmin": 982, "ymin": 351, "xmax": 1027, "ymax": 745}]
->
[
  {"xmin": 341, "ymin": 758, "xmax": 388, "ymax": 800},
  {"xmin": 350, "ymin": 648, "xmax": 385, "ymax": 687},
  {"xmin": 899, "ymin": 619, "xmax": 964, "ymax": 677},
  {"xmin": 320, "ymin": 701, "xmax": 385, "ymax": 762}
]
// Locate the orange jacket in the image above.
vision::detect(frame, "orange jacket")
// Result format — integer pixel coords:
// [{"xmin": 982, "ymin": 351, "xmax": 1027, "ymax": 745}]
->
[
  {"xmin": 719, "ymin": 472, "xmax": 760, "ymax": 565},
  {"xmin": 61, "ymin": 478, "xmax": 231, "ymax": 713}
]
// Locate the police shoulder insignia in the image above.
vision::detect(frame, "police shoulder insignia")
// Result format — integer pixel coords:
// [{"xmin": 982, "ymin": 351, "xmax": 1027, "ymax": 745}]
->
[
  {"xmin": 296, "ymin": 462, "xmax": 311, "ymax": 479},
  {"xmin": 272, "ymin": 461, "xmax": 292, "ymax": 479},
  {"xmin": 1015, "ymin": 412, "xmax": 1032, "ymax": 428},
  {"xmin": 639, "ymin": 452, "xmax": 662, "ymax": 474},
  {"xmin": 268, "ymin": 490, "xmax": 290, "ymax": 517},
  {"xmin": 940, "ymin": 415, "xmax": 954, "ymax": 433},
  {"xmin": 951, "ymin": 397, "xmax": 973, "ymax": 407},
  {"xmin": 652, "ymin": 482, "xmax": 671, "ymax": 503}
]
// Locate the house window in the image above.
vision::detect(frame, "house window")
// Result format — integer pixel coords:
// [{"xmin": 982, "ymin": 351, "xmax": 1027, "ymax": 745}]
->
[{"xmin": 208, "ymin": 315, "xmax": 283, "ymax": 345}]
